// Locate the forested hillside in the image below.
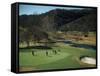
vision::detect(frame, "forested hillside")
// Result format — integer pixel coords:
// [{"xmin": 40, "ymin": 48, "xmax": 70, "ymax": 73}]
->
[{"xmin": 19, "ymin": 8, "xmax": 97, "ymax": 47}]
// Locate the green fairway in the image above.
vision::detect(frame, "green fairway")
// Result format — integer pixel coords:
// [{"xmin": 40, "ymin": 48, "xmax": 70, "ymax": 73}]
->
[{"xmin": 19, "ymin": 42, "xmax": 96, "ymax": 71}]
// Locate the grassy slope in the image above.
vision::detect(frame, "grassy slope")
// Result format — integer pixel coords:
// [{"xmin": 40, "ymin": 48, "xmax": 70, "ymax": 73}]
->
[{"xmin": 19, "ymin": 43, "xmax": 96, "ymax": 71}]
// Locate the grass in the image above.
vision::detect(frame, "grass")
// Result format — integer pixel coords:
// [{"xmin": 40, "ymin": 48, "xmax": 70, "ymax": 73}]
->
[{"xmin": 19, "ymin": 42, "xmax": 96, "ymax": 72}]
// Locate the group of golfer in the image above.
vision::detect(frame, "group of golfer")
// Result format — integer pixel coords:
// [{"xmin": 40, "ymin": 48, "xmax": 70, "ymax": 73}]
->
[{"xmin": 32, "ymin": 49, "xmax": 61, "ymax": 56}]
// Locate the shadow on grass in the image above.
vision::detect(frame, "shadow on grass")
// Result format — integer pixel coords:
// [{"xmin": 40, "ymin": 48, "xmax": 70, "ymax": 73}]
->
[{"xmin": 20, "ymin": 46, "xmax": 52, "ymax": 50}]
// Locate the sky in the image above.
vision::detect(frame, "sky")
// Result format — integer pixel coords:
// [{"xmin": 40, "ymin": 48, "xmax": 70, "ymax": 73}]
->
[{"xmin": 19, "ymin": 4, "xmax": 84, "ymax": 15}]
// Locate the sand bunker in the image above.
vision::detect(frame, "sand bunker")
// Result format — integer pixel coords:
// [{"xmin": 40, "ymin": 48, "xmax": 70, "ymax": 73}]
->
[{"xmin": 81, "ymin": 57, "xmax": 96, "ymax": 65}]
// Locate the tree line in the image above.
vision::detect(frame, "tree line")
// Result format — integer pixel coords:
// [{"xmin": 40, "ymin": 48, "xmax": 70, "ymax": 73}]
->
[{"xmin": 19, "ymin": 8, "xmax": 97, "ymax": 47}]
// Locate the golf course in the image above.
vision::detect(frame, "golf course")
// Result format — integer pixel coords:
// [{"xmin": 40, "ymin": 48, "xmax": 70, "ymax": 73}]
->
[
  {"xmin": 19, "ymin": 5, "xmax": 97, "ymax": 72},
  {"xmin": 19, "ymin": 39, "xmax": 96, "ymax": 71}
]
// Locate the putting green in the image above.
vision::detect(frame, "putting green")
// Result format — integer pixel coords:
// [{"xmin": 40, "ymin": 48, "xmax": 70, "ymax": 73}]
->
[
  {"xmin": 19, "ymin": 43, "xmax": 96, "ymax": 71},
  {"xmin": 19, "ymin": 50, "xmax": 70, "ymax": 67}
]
